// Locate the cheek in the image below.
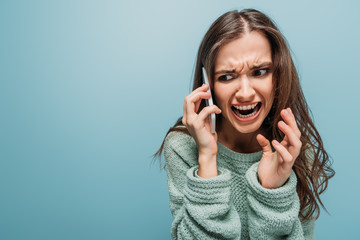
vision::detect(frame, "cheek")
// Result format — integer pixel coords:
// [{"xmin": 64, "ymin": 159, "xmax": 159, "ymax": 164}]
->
[
  {"xmin": 213, "ymin": 85, "xmax": 224, "ymax": 106},
  {"xmin": 214, "ymin": 86, "xmax": 232, "ymax": 109}
]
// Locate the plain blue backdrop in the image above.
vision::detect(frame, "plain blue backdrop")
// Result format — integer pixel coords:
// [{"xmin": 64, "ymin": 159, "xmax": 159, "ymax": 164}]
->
[{"xmin": 1, "ymin": 0, "xmax": 359, "ymax": 239}]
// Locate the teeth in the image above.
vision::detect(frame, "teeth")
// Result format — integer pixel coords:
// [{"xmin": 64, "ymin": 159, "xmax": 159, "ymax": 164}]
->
[
  {"xmin": 233, "ymin": 102, "xmax": 258, "ymax": 110},
  {"xmin": 236, "ymin": 110, "xmax": 258, "ymax": 118},
  {"xmin": 232, "ymin": 102, "xmax": 261, "ymax": 118}
]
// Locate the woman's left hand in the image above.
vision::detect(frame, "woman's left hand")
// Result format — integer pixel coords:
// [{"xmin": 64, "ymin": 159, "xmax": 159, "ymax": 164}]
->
[{"xmin": 256, "ymin": 108, "xmax": 302, "ymax": 189}]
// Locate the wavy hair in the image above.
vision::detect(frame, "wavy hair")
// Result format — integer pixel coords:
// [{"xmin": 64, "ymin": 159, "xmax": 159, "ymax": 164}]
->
[{"xmin": 154, "ymin": 9, "xmax": 334, "ymax": 221}]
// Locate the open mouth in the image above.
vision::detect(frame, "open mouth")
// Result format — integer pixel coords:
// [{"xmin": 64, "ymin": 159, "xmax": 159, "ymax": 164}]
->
[{"xmin": 231, "ymin": 102, "xmax": 262, "ymax": 118}]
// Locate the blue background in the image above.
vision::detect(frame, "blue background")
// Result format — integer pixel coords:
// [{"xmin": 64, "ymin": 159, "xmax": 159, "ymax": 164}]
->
[{"xmin": 1, "ymin": 0, "xmax": 359, "ymax": 239}]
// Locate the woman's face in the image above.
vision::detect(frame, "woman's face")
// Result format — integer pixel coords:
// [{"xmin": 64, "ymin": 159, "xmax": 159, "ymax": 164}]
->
[{"xmin": 213, "ymin": 31, "xmax": 274, "ymax": 135}]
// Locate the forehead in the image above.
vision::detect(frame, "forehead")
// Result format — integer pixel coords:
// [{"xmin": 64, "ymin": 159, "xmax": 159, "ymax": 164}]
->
[{"xmin": 214, "ymin": 31, "xmax": 272, "ymax": 70}]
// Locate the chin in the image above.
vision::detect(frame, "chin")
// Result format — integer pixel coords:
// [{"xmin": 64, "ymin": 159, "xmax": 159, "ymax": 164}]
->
[{"xmin": 234, "ymin": 122, "xmax": 263, "ymax": 134}]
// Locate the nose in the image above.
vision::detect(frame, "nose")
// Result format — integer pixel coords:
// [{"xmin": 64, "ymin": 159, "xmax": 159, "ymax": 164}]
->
[{"xmin": 234, "ymin": 76, "xmax": 256, "ymax": 101}]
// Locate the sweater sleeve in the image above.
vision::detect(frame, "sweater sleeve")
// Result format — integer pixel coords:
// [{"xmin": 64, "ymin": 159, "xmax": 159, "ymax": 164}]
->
[
  {"xmin": 163, "ymin": 132, "xmax": 241, "ymax": 240},
  {"xmin": 245, "ymin": 162, "xmax": 315, "ymax": 240}
]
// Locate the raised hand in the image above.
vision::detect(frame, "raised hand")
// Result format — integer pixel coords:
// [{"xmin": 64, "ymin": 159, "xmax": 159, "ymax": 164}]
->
[
  {"xmin": 182, "ymin": 84, "xmax": 221, "ymax": 178},
  {"xmin": 256, "ymin": 108, "xmax": 302, "ymax": 189}
]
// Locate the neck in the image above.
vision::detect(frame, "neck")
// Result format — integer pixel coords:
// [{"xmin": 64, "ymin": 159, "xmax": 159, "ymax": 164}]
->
[{"xmin": 217, "ymin": 120, "xmax": 270, "ymax": 154}]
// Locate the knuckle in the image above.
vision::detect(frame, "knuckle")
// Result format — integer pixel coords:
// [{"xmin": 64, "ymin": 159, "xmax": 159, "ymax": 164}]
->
[
  {"xmin": 187, "ymin": 118, "xmax": 194, "ymax": 126},
  {"xmin": 293, "ymin": 143, "xmax": 301, "ymax": 151},
  {"xmin": 283, "ymin": 153, "xmax": 293, "ymax": 162},
  {"xmin": 181, "ymin": 117, "xmax": 186, "ymax": 125},
  {"xmin": 202, "ymin": 106, "xmax": 210, "ymax": 114},
  {"xmin": 207, "ymin": 105, "xmax": 216, "ymax": 112}
]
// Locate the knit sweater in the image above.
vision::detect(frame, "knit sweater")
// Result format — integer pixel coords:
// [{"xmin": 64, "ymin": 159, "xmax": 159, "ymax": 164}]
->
[{"xmin": 163, "ymin": 131, "xmax": 315, "ymax": 240}]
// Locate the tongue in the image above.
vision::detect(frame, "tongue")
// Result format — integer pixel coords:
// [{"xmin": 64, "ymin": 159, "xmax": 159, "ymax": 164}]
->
[{"xmin": 239, "ymin": 108, "xmax": 254, "ymax": 115}]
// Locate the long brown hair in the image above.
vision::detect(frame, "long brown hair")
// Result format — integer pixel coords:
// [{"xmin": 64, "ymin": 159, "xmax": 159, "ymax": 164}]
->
[{"xmin": 154, "ymin": 9, "xmax": 334, "ymax": 221}]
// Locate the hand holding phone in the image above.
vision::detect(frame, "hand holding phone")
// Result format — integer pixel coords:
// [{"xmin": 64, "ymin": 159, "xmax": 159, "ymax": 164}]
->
[{"xmin": 202, "ymin": 67, "xmax": 216, "ymax": 133}]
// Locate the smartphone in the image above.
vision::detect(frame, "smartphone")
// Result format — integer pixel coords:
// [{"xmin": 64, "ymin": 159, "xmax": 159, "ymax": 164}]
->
[{"xmin": 202, "ymin": 67, "xmax": 216, "ymax": 133}]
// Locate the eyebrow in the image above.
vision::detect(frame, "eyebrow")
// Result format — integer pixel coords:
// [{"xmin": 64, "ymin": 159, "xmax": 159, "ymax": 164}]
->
[{"xmin": 214, "ymin": 62, "xmax": 272, "ymax": 75}]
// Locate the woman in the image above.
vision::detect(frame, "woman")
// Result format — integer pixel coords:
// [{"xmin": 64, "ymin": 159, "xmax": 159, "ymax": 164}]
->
[{"xmin": 155, "ymin": 9, "xmax": 334, "ymax": 239}]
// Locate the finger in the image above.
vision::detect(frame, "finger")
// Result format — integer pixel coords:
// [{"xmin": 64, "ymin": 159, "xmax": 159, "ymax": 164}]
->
[
  {"xmin": 256, "ymin": 134, "xmax": 272, "ymax": 154},
  {"xmin": 281, "ymin": 108, "xmax": 301, "ymax": 138},
  {"xmin": 280, "ymin": 135, "xmax": 288, "ymax": 147},
  {"xmin": 288, "ymin": 108, "xmax": 301, "ymax": 138},
  {"xmin": 192, "ymin": 92, "xmax": 212, "ymax": 113},
  {"xmin": 272, "ymin": 140, "xmax": 294, "ymax": 171},
  {"xmin": 184, "ymin": 91, "xmax": 211, "ymax": 117},
  {"xmin": 184, "ymin": 84, "xmax": 210, "ymax": 112},
  {"xmin": 187, "ymin": 84, "xmax": 209, "ymax": 99},
  {"xmin": 278, "ymin": 120, "xmax": 302, "ymax": 150},
  {"xmin": 197, "ymin": 105, "xmax": 221, "ymax": 123}
]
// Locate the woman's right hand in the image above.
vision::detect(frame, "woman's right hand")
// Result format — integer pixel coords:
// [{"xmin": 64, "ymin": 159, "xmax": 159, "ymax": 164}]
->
[{"xmin": 182, "ymin": 84, "xmax": 221, "ymax": 177}]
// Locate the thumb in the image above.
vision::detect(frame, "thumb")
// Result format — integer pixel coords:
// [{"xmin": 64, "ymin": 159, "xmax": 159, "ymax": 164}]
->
[{"xmin": 256, "ymin": 134, "xmax": 272, "ymax": 154}]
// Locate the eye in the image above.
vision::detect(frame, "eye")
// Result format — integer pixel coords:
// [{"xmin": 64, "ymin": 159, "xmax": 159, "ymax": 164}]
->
[
  {"xmin": 218, "ymin": 74, "xmax": 233, "ymax": 81},
  {"xmin": 253, "ymin": 68, "xmax": 270, "ymax": 77}
]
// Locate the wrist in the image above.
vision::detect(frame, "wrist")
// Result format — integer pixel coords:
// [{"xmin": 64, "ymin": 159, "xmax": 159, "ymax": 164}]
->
[
  {"xmin": 198, "ymin": 151, "xmax": 217, "ymax": 164},
  {"xmin": 198, "ymin": 148, "xmax": 217, "ymax": 157},
  {"xmin": 198, "ymin": 154, "xmax": 218, "ymax": 178}
]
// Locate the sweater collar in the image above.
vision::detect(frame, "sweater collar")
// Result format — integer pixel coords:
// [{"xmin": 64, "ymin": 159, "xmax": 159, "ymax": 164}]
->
[{"xmin": 217, "ymin": 141, "xmax": 262, "ymax": 163}]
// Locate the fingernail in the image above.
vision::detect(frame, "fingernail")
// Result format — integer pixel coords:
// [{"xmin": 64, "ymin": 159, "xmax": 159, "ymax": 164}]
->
[
  {"xmin": 288, "ymin": 108, "xmax": 292, "ymax": 114},
  {"xmin": 273, "ymin": 140, "xmax": 279, "ymax": 145},
  {"xmin": 283, "ymin": 109, "xmax": 288, "ymax": 115}
]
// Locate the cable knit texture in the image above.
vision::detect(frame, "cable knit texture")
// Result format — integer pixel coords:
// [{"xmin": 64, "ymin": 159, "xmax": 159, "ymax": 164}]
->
[{"xmin": 163, "ymin": 131, "xmax": 315, "ymax": 240}]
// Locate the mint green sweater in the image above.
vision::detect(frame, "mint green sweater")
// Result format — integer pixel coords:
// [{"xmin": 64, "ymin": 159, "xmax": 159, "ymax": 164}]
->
[{"xmin": 163, "ymin": 131, "xmax": 315, "ymax": 240}]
